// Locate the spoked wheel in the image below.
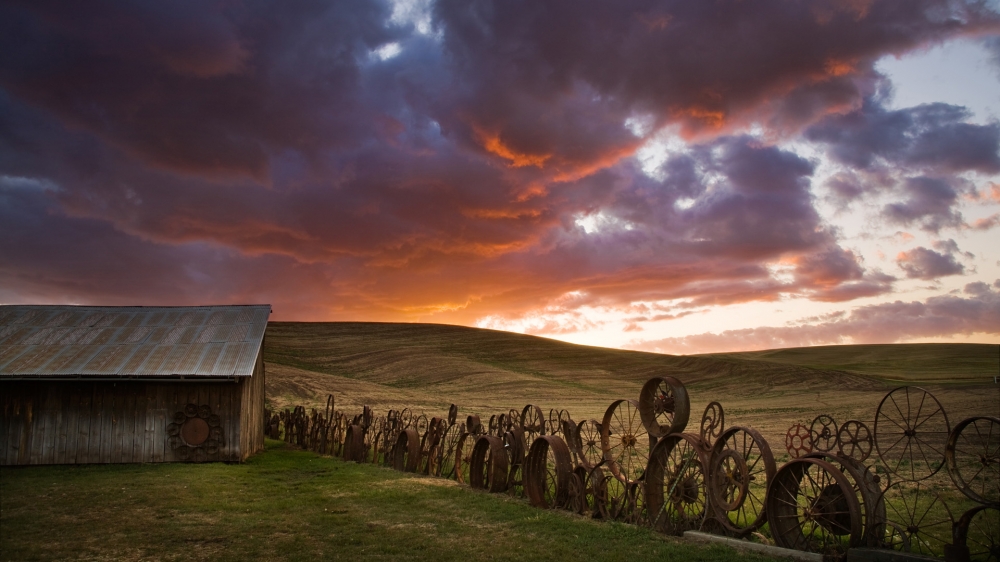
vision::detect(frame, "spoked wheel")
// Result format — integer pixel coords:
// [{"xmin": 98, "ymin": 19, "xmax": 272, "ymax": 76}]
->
[
  {"xmin": 504, "ymin": 427, "xmax": 527, "ymax": 498},
  {"xmin": 521, "ymin": 405, "xmax": 545, "ymax": 442},
  {"xmin": 454, "ymin": 432, "xmax": 475, "ymax": 485},
  {"xmin": 837, "ymin": 420, "xmax": 873, "ymax": 463},
  {"xmin": 766, "ymin": 457, "xmax": 863, "ymax": 558},
  {"xmin": 946, "ymin": 416, "xmax": 999, "ymax": 506},
  {"xmin": 602, "ymin": 399, "xmax": 651, "ymax": 484},
  {"xmin": 414, "ymin": 414, "xmax": 430, "ymax": 439},
  {"xmin": 621, "ymin": 480, "xmax": 647, "ymax": 526},
  {"xmin": 548, "ymin": 408, "xmax": 561, "ymax": 438},
  {"xmin": 786, "ymin": 423, "xmax": 813, "ymax": 459},
  {"xmin": 573, "ymin": 419, "xmax": 604, "ymax": 470},
  {"xmin": 954, "ymin": 505, "xmax": 999, "ymax": 562},
  {"xmin": 878, "ymin": 480, "xmax": 953, "ymax": 557},
  {"xmin": 638, "ymin": 376, "xmax": 690, "ymax": 438},
  {"xmin": 524, "ymin": 435, "xmax": 573, "ymax": 509},
  {"xmin": 589, "ymin": 465, "xmax": 611, "ymax": 520},
  {"xmin": 470, "ymin": 435, "xmax": 508, "ymax": 493},
  {"xmin": 645, "ymin": 433, "xmax": 710, "ymax": 535},
  {"xmin": 874, "ymin": 386, "xmax": 950, "ymax": 482},
  {"xmin": 700, "ymin": 401, "xmax": 725, "ymax": 445},
  {"xmin": 805, "ymin": 453, "xmax": 886, "ymax": 547},
  {"xmin": 810, "ymin": 414, "xmax": 839, "ymax": 453},
  {"xmin": 437, "ymin": 423, "xmax": 463, "ymax": 478},
  {"xmin": 709, "ymin": 426, "xmax": 776, "ymax": 536},
  {"xmin": 567, "ymin": 470, "xmax": 587, "ymax": 515}
]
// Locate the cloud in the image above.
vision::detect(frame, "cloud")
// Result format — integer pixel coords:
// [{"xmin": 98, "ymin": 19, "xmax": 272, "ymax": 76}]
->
[
  {"xmin": 896, "ymin": 246, "xmax": 965, "ymax": 280},
  {"xmin": 629, "ymin": 282, "xmax": 1000, "ymax": 354},
  {"xmin": 884, "ymin": 176, "xmax": 966, "ymax": 232}
]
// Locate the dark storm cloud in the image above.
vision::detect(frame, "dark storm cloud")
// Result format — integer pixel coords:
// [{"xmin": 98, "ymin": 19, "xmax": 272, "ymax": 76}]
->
[{"xmin": 1, "ymin": 0, "xmax": 996, "ymax": 324}]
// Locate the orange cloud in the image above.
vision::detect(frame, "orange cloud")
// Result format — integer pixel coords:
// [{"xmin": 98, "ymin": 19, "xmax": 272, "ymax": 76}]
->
[{"xmin": 474, "ymin": 127, "xmax": 553, "ymax": 168}]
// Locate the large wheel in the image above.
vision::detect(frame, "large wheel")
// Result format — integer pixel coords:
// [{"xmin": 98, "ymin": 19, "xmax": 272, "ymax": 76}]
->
[
  {"xmin": 601, "ymin": 399, "xmax": 651, "ymax": 484},
  {"xmin": 572, "ymin": 419, "xmax": 604, "ymax": 470},
  {"xmin": 504, "ymin": 427, "xmax": 527, "ymax": 498},
  {"xmin": 805, "ymin": 453, "xmax": 886, "ymax": 548},
  {"xmin": 470, "ymin": 435, "xmax": 508, "ymax": 493},
  {"xmin": 392, "ymin": 428, "xmax": 421, "ymax": 472},
  {"xmin": 524, "ymin": 435, "xmax": 573, "ymax": 509},
  {"xmin": 874, "ymin": 386, "xmax": 950, "ymax": 481},
  {"xmin": 878, "ymin": 480, "xmax": 953, "ymax": 557},
  {"xmin": 453, "ymin": 432, "xmax": 474, "ymax": 485},
  {"xmin": 638, "ymin": 376, "xmax": 690, "ymax": 438},
  {"xmin": 766, "ymin": 457, "xmax": 863, "ymax": 557},
  {"xmin": 709, "ymin": 426, "xmax": 776, "ymax": 536},
  {"xmin": 645, "ymin": 433, "xmax": 710, "ymax": 535},
  {"xmin": 946, "ymin": 416, "xmax": 1000, "ymax": 507}
]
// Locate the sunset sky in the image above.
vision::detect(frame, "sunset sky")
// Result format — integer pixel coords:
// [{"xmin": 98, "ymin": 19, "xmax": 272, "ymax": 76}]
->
[{"xmin": 2, "ymin": 0, "xmax": 999, "ymax": 354}]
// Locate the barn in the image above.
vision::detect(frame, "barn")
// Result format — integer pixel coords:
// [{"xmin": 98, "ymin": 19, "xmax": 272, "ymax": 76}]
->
[{"xmin": 0, "ymin": 304, "xmax": 269, "ymax": 465}]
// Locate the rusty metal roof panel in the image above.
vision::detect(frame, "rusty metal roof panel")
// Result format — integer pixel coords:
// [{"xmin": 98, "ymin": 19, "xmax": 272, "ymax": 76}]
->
[{"xmin": 0, "ymin": 305, "xmax": 270, "ymax": 378}]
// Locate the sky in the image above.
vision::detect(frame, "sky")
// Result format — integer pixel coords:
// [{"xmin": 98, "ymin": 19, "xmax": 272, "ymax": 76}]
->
[{"xmin": 1, "ymin": 0, "xmax": 999, "ymax": 355}]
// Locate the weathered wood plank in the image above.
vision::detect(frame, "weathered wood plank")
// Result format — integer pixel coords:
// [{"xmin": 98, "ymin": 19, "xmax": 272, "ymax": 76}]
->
[
  {"xmin": 77, "ymin": 385, "xmax": 94, "ymax": 464},
  {"xmin": 27, "ymin": 386, "xmax": 43, "ymax": 465},
  {"xmin": 100, "ymin": 385, "xmax": 115, "ymax": 463}
]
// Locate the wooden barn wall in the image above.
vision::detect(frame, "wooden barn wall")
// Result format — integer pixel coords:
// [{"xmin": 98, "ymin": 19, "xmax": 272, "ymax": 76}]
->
[
  {"xmin": 0, "ymin": 379, "xmax": 250, "ymax": 465},
  {"xmin": 238, "ymin": 350, "xmax": 265, "ymax": 461}
]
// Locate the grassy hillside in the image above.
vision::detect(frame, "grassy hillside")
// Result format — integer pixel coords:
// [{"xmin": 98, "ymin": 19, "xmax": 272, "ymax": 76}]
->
[
  {"xmin": 0, "ymin": 441, "xmax": 776, "ymax": 562},
  {"xmin": 263, "ymin": 322, "xmax": 999, "ymax": 451}
]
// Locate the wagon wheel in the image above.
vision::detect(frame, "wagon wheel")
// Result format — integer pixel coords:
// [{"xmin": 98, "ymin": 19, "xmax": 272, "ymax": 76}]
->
[
  {"xmin": 414, "ymin": 413, "xmax": 430, "ymax": 439},
  {"xmin": 470, "ymin": 435, "xmax": 508, "ymax": 493},
  {"xmin": 572, "ymin": 465, "xmax": 593, "ymax": 514},
  {"xmin": 699, "ymin": 401, "xmax": 725, "ymax": 445},
  {"xmin": 548, "ymin": 408, "xmax": 561, "ymax": 438},
  {"xmin": 448, "ymin": 404, "xmax": 458, "ymax": 426},
  {"xmin": 567, "ymin": 471, "xmax": 587, "ymax": 515},
  {"xmin": 645, "ymin": 433, "xmax": 710, "ymax": 535},
  {"xmin": 946, "ymin": 416, "xmax": 1000, "ymax": 507},
  {"xmin": 438, "ymin": 423, "xmax": 464, "ymax": 478},
  {"xmin": 953, "ymin": 505, "xmax": 999, "ymax": 562},
  {"xmin": 574, "ymin": 419, "xmax": 604, "ymax": 470},
  {"xmin": 506, "ymin": 427, "xmax": 528, "ymax": 498},
  {"xmin": 524, "ymin": 435, "xmax": 573, "ymax": 509},
  {"xmin": 422, "ymin": 418, "xmax": 445, "ymax": 475},
  {"xmin": 638, "ymin": 376, "xmax": 690, "ymax": 438},
  {"xmin": 785, "ymin": 423, "xmax": 813, "ymax": 459},
  {"xmin": 878, "ymin": 480, "xmax": 953, "ymax": 557},
  {"xmin": 399, "ymin": 408, "xmax": 413, "ymax": 429},
  {"xmin": 765, "ymin": 457, "xmax": 863, "ymax": 557},
  {"xmin": 622, "ymin": 480, "xmax": 647, "ymax": 526},
  {"xmin": 453, "ymin": 432, "xmax": 475, "ymax": 485},
  {"xmin": 709, "ymin": 426, "xmax": 776, "ymax": 536},
  {"xmin": 488, "ymin": 414, "xmax": 499, "ymax": 436},
  {"xmin": 874, "ymin": 386, "xmax": 950, "ymax": 481},
  {"xmin": 466, "ymin": 414, "xmax": 483, "ymax": 435},
  {"xmin": 810, "ymin": 414, "xmax": 839, "ymax": 453},
  {"xmin": 601, "ymin": 399, "xmax": 651, "ymax": 484},
  {"xmin": 805, "ymin": 452, "xmax": 886, "ymax": 547},
  {"xmin": 882, "ymin": 521, "xmax": 910, "ymax": 552},
  {"xmin": 521, "ymin": 404, "xmax": 544, "ymax": 434},
  {"xmin": 392, "ymin": 428, "xmax": 421, "ymax": 472},
  {"xmin": 837, "ymin": 420, "xmax": 873, "ymax": 463},
  {"xmin": 589, "ymin": 466, "xmax": 611, "ymax": 520}
]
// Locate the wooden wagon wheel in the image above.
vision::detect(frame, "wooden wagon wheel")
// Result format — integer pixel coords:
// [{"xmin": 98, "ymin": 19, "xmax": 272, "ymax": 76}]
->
[
  {"xmin": 699, "ymin": 401, "xmax": 725, "ymax": 445},
  {"xmin": 785, "ymin": 423, "xmax": 813, "ymax": 459},
  {"xmin": 601, "ymin": 399, "xmax": 651, "ymax": 484},
  {"xmin": 946, "ymin": 416, "xmax": 1000, "ymax": 507},
  {"xmin": 708, "ymin": 426, "xmax": 776, "ymax": 537},
  {"xmin": 809, "ymin": 414, "xmax": 838, "ymax": 453},
  {"xmin": 524, "ymin": 435, "xmax": 573, "ymax": 509},
  {"xmin": 573, "ymin": 419, "xmax": 604, "ymax": 470},
  {"xmin": 645, "ymin": 433, "xmax": 710, "ymax": 535},
  {"xmin": 874, "ymin": 386, "xmax": 950, "ymax": 482},
  {"xmin": 638, "ymin": 376, "xmax": 690, "ymax": 438},
  {"xmin": 392, "ymin": 428, "xmax": 421, "ymax": 472},
  {"xmin": 837, "ymin": 419, "xmax": 873, "ymax": 463},
  {"xmin": 470, "ymin": 435, "xmax": 508, "ymax": 493},
  {"xmin": 952, "ymin": 505, "xmax": 999, "ymax": 562},
  {"xmin": 878, "ymin": 480, "xmax": 953, "ymax": 557},
  {"xmin": 765, "ymin": 457, "xmax": 863, "ymax": 558}
]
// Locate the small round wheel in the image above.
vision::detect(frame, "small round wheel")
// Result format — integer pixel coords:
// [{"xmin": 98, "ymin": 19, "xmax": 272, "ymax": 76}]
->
[
  {"xmin": 946, "ymin": 416, "xmax": 1000, "ymax": 506},
  {"xmin": 810, "ymin": 414, "xmax": 838, "ymax": 453},
  {"xmin": 874, "ymin": 386, "xmax": 950, "ymax": 482},
  {"xmin": 785, "ymin": 423, "xmax": 813, "ymax": 458},
  {"xmin": 879, "ymin": 480, "xmax": 953, "ymax": 557},
  {"xmin": 837, "ymin": 420, "xmax": 873, "ymax": 463},
  {"xmin": 601, "ymin": 399, "xmax": 651, "ymax": 484},
  {"xmin": 700, "ymin": 401, "xmax": 725, "ymax": 444},
  {"xmin": 645, "ymin": 433, "xmax": 710, "ymax": 535},
  {"xmin": 573, "ymin": 419, "xmax": 604, "ymax": 469},
  {"xmin": 766, "ymin": 457, "xmax": 863, "ymax": 557},
  {"xmin": 638, "ymin": 376, "xmax": 690, "ymax": 438}
]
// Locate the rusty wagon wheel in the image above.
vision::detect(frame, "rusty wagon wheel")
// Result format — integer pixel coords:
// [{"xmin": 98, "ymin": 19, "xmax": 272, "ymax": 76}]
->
[
  {"xmin": 805, "ymin": 452, "xmax": 886, "ymax": 547},
  {"xmin": 699, "ymin": 401, "xmax": 725, "ymax": 445},
  {"xmin": 645, "ymin": 433, "xmax": 710, "ymax": 535},
  {"xmin": 573, "ymin": 419, "xmax": 604, "ymax": 470},
  {"xmin": 466, "ymin": 414, "xmax": 483, "ymax": 435},
  {"xmin": 567, "ymin": 470, "xmax": 586, "ymax": 515},
  {"xmin": 765, "ymin": 457, "xmax": 863, "ymax": 558},
  {"xmin": 524, "ymin": 435, "xmax": 573, "ymax": 509},
  {"xmin": 437, "ymin": 423, "xmax": 464, "ymax": 478},
  {"xmin": 638, "ymin": 376, "xmax": 690, "ymax": 438},
  {"xmin": 504, "ymin": 427, "xmax": 527, "ymax": 498},
  {"xmin": 470, "ymin": 435, "xmax": 508, "ymax": 493},
  {"xmin": 588, "ymin": 465, "xmax": 611, "ymax": 520},
  {"xmin": 878, "ymin": 480, "xmax": 953, "ymax": 557},
  {"xmin": 953, "ymin": 505, "xmax": 999, "ymax": 562},
  {"xmin": 946, "ymin": 416, "xmax": 1000, "ymax": 507},
  {"xmin": 837, "ymin": 419, "xmax": 873, "ymax": 463},
  {"xmin": 344, "ymin": 424, "xmax": 366, "ymax": 462},
  {"xmin": 709, "ymin": 426, "xmax": 776, "ymax": 536},
  {"xmin": 785, "ymin": 423, "xmax": 813, "ymax": 459},
  {"xmin": 392, "ymin": 428, "xmax": 421, "ymax": 472},
  {"xmin": 874, "ymin": 386, "xmax": 950, "ymax": 482},
  {"xmin": 448, "ymin": 404, "xmax": 458, "ymax": 426},
  {"xmin": 548, "ymin": 408, "xmax": 561, "ymax": 438},
  {"xmin": 453, "ymin": 432, "xmax": 474, "ymax": 484},
  {"xmin": 521, "ymin": 404, "xmax": 545, "ymax": 441},
  {"xmin": 810, "ymin": 414, "xmax": 839, "ymax": 453},
  {"xmin": 601, "ymin": 399, "xmax": 651, "ymax": 484}
]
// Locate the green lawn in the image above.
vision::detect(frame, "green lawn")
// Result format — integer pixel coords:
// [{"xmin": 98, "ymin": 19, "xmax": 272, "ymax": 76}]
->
[{"xmin": 1, "ymin": 440, "xmax": 779, "ymax": 562}]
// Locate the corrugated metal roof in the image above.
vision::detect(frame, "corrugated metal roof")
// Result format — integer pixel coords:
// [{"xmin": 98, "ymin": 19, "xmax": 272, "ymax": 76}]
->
[{"xmin": 0, "ymin": 305, "xmax": 270, "ymax": 378}]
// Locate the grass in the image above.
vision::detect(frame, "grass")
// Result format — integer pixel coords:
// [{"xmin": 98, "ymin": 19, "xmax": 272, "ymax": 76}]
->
[{"xmin": 0, "ymin": 440, "xmax": 779, "ymax": 562}]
